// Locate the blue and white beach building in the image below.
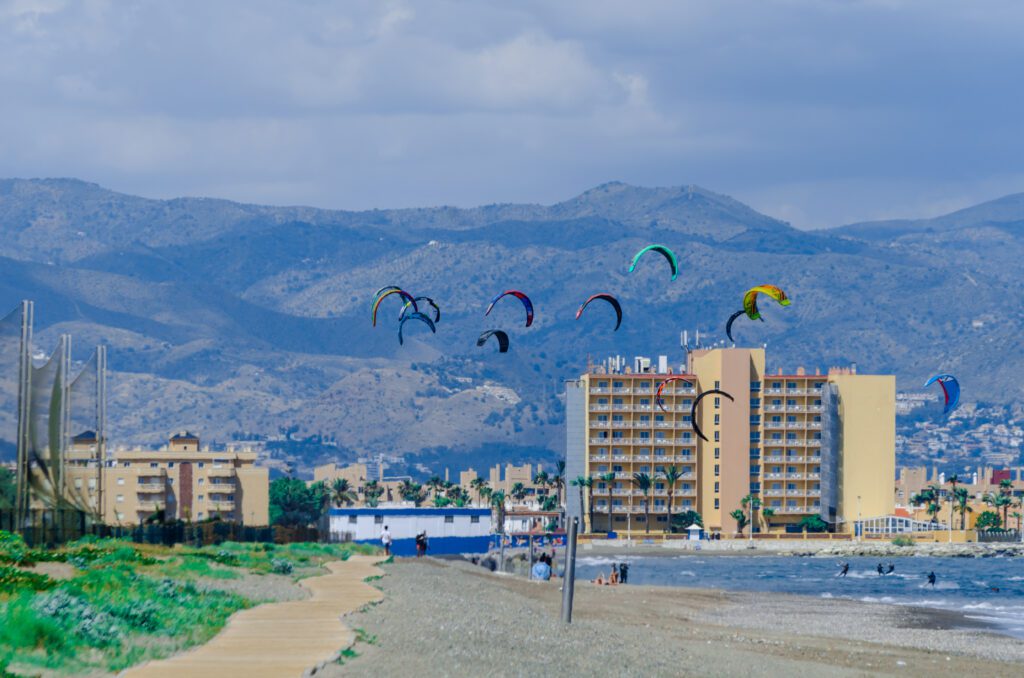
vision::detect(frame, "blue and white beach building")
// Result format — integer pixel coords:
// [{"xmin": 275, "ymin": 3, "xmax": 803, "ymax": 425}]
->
[{"xmin": 328, "ymin": 506, "xmax": 493, "ymax": 556}]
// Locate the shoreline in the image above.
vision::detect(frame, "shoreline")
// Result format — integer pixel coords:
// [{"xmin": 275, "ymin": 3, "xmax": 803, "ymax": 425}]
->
[{"xmin": 334, "ymin": 557, "xmax": 1024, "ymax": 677}]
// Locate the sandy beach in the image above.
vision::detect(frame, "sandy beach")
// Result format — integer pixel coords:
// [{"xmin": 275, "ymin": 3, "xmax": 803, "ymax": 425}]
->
[{"xmin": 332, "ymin": 558, "xmax": 1024, "ymax": 677}]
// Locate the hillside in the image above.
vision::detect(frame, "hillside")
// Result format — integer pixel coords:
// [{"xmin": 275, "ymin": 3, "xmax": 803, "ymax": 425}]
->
[{"xmin": 0, "ymin": 178, "xmax": 1021, "ymax": 470}]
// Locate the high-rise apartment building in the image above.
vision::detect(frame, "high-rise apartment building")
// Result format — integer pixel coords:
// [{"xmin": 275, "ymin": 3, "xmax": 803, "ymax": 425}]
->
[{"xmin": 565, "ymin": 348, "xmax": 894, "ymax": 535}]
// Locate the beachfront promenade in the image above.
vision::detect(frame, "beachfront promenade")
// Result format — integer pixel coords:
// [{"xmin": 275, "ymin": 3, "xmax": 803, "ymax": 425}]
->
[{"xmin": 122, "ymin": 555, "xmax": 384, "ymax": 678}]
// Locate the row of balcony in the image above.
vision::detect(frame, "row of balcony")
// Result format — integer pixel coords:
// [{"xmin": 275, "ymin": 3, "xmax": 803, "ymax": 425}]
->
[
  {"xmin": 763, "ymin": 472, "xmax": 821, "ymax": 480},
  {"xmin": 763, "ymin": 421, "xmax": 823, "ymax": 429},
  {"xmin": 590, "ymin": 387, "xmax": 696, "ymax": 395},
  {"xmin": 763, "ymin": 405, "xmax": 823, "ymax": 413},
  {"xmin": 589, "ymin": 405, "xmax": 695, "ymax": 413},
  {"xmin": 763, "ymin": 388, "xmax": 823, "ymax": 396},
  {"xmin": 589, "ymin": 437, "xmax": 700, "ymax": 445},
  {"xmin": 760, "ymin": 455, "xmax": 822, "ymax": 463},
  {"xmin": 590, "ymin": 421, "xmax": 693, "ymax": 429},
  {"xmin": 762, "ymin": 489, "xmax": 822, "ymax": 497},
  {"xmin": 590, "ymin": 455, "xmax": 696, "ymax": 463}
]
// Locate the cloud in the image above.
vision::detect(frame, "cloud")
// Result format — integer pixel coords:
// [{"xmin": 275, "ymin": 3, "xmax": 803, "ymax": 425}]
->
[{"xmin": 0, "ymin": 0, "xmax": 1022, "ymax": 227}]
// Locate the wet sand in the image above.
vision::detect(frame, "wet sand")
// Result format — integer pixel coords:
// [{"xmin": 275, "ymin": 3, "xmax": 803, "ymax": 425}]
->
[{"xmin": 334, "ymin": 558, "xmax": 1024, "ymax": 677}]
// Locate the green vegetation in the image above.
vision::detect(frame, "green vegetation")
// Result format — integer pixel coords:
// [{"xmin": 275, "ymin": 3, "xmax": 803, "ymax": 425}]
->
[
  {"xmin": 269, "ymin": 477, "xmax": 328, "ymax": 527},
  {"xmin": 797, "ymin": 515, "xmax": 828, "ymax": 533},
  {"xmin": 975, "ymin": 510, "xmax": 1002, "ymax": 530},
  {"xmin": 0, "ymin": 531, "xmax": 378, "ymax": 675},
  {"xmin": 670, "ymin": 510, "xmax": 703, "ymax": 533},
  {"xmin": 891, "ymin": 536, "xmax": 915, "ymax": 547},
  {"xmin": 0, "ymin": 468, "xmax": 15, "ymax": 509}
]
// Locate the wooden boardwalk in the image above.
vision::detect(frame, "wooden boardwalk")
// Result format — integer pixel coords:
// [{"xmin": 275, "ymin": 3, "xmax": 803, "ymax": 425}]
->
[{"xmin": 122, "ymin": 555, "xmax": 384, "ymax": 678}]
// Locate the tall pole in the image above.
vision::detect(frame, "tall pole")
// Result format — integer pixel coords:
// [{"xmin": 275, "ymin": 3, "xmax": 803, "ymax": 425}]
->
[
  {"xmin": 560, "ymin": 517, "xmax": 579, "ymax": 623},
  {"xmin": 748, "ymin": 500, "xmax": 754, "ymax": 546},
  {"xmin": 856, "ymin": 495, "xmax": 861, "ymax": 543},
  {"xmin": 14, "ymin": 300, "xmax": 33, "ymax": 528},
  {"xmin": 59, "ymin": 334, "xmax": 71, "ymax": 509},
  {"xmin": 96, "ymin": 346, "xmax": 107, "ymax": 524}
]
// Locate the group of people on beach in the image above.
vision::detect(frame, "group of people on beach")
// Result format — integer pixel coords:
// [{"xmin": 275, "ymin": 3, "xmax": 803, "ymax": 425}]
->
[
  {"xmin": 591, "ymin": 562, "xmax": 630, "ymax": 586},
  {"xmin": 379, "ymin": 525, "xmax": 428, "ymax": 557}
]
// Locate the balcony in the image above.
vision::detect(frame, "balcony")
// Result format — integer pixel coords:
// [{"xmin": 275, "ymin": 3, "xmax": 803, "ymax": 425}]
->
[
  {"xmin": 209, "ymin": 502, "xmax": 235, "ymax": 511},
  {"xmin": 764, "ymin": 421, "xmax": 785, "ymax": 430},
  {"xmin": 136, "ymin": 483, "xmax": 166, "ymax": 494},
  {"xmin": 205, "ymin": 468, "xmax": 236, "ymax": 478},
  {"xmin": 589, "ymin": 387, "xmax": 608, "ymax": 394},
  {"xmin": 135, "ymin": 500, "xmax": 161, "ymax": 511},
  {"xmin": 589, "ymin": 405, "xmax": 611, "ymax": 412}
]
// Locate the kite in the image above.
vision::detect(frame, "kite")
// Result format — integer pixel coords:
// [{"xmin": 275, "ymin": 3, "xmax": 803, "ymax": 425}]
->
[
  {"xmin": 629, "ymin": 244, "xmax": 679, "ymax": 281},
  {"xmin": 725, "ymin": 308, "xmax": 762, "ymax": 343},
  {"xmin": 655, "ymin": 376, "xmax": 696, "ymax": 412},
  {"xmin": 690, "ymin": 389, "xmax": 735, "ymax": 442},
  {"xmin": 372, "ymin": 288, "xmax": 418, "ymax": 327},
  {"xmin": 743, "ymin": 285, "xmax": 790, "ymax": 321},
  {"xmin": 484, "ymin": 290, "xmax": 534, "ymax": 327},
  {"xmin": 924, "ymin": 374, "xmax": 960, "ymax": 415},
  {"xmin": 575, "ymin": 293, "xmax": 622, "ymax": 331},
  {"xmin": 400, "ymin": 296, "xmax": 441, "ymax": 324},
  {"xmin": 476, "ymin": 329, "xmax": 510, "ymax": 353},
  {"xmin": 398, "ymin": 312, "xmax": 436, "ymax": 345}
]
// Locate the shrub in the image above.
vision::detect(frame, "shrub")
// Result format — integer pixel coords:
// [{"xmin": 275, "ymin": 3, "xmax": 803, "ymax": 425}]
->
[
  {"xmin": 270, "ymin": 558, "xmax": 293, "ymax": 575},
  {"xmin": 0, "ymin": 566, "xmax": 55, "ymax": 593},
  {"xmin": 891, "ymin": 536, "xmax": 915, "ymax": 547}
]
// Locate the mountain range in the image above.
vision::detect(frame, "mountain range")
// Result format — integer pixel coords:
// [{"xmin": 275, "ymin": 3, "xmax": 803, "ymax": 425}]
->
[{"xmin": 1, "ymin": 178, "xmax": 1021, "ymax": 471}]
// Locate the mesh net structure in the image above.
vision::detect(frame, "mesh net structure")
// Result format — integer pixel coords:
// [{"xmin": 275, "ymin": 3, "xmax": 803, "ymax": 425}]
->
[
  {"xmin": 0, "ymin": 305, "xmax": 22, "ymax": 464},
  {"xmin": 67, "ymin": 349, "xmax": 101, "ymax": 513}
]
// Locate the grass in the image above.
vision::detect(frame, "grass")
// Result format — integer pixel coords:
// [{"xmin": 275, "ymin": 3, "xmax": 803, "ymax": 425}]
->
[{"xmin": 0, "ymin": 531, "xmax": 380, "ymax": 675}]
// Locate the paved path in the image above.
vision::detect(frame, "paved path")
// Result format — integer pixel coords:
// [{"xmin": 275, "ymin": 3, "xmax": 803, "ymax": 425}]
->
[{"xmin": 123, "ymin": 555, "xmax": 385, "ymax": 678}]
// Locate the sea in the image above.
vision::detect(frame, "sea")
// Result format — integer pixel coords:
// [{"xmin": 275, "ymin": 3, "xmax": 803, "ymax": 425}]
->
[{"xmin": 575, "ymin": 554, "xmax": 1024, "ymax": 638}]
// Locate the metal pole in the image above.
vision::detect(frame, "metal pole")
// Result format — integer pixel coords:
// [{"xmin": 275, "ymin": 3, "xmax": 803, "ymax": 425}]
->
[
  {"xmin": 560, "ymin": 517, "xmax": 579, "ymax": 624},
  {"xmin": 15, "ymin": 301, "xmax": 33, "ymax": 528},
  {"xmin": 748, "ymin": 499, "xmax": 753, "ymax": 546},
  {"xmin": 96, "ymin": 346, "xmax": 107, "ymax": 524},
  {"xmin": 528, "ymin": 534, "xmax": 535, "ymax": 575}
]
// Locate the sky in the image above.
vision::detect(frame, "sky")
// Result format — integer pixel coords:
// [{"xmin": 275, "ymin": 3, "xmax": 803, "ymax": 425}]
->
[{"xmin": 1, "ymin": 0, "xmax": 1023, "ymax": 229}]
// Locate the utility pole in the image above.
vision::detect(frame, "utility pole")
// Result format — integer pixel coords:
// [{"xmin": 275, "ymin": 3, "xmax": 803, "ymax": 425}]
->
[
  {"xmin": 96, "ymin": 346, "xmax": 107, "ymax": 524},
  {"xmin": 560, "ymin": 517, "xmax": 579, "ymax": 623}
]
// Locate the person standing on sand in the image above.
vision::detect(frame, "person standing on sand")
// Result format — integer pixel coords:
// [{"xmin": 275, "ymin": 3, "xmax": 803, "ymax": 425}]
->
[
  {"xmin": 619, "ymin": 562, "xmax": 629, "ymax": 584},
  {"xmin": 381, "ymin": 525, "xmax": 392, "ymax": 557}
]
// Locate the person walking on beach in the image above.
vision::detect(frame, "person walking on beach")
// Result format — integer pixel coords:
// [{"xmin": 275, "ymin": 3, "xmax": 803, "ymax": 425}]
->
[
  {"xmin": 927, "ymin": 571, "xmax": 936, "ymax": 587},
  {"xmin": 381, "ymin": 525, "xmax": 392, "ymax": 557},
  {"xmin": 619, "ymin": 562, "xmax": 629, "ymax": 584},
  {"xmin": 415, "ymin": 531, "xmax": 428, "ymax": 557},
  {"xmin": 838, "ymin": 562, "xmax": 849, "ymax": 577}
]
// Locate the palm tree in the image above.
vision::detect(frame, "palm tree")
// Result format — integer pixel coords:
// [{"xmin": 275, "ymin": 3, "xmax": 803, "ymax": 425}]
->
[
  {"xmin": 571, "ymin": 475, "xmax": 594, "ymax": 533},
  {"xmin": 469, "ymin": 477, "xmax": 489, "ymax": 505},
  {"xmin": 330, "ymin": 478, "xmax": 357, "ymax": 507},
  {"xmin": 952, "ymin": 486, "xmax": 972, "ymax": 530},
  {"xmin": 479, "ymin": 485, "xmax": 493, "ymax": 508},
  {"xmin": 730, "ymin": 508, "xmax": 749, "ymax": 535},
  {"xmin": 1011, "ymin": 510, "xmax": 1023, "ymax": 532},
  {"xmin": 426, "ymin": 475, "xmax": 445, "ymax": 500},
  {"xmin": 490, "ymin": 490, "xmax": 507, "ymax": 535},
  {"xmin": 552, "ymin": 460, "xmax": 566, "ymax": 508},
  {"xmin": 761, "ymin": 507, "xmax": 776, "ymax": 533},
  {"xmin": 510, "ymin": 482, "xmax": 527, "ymax": 506},
  {"xmin": 631, "ymin": 472, "xmax": 653, "ymax": 534},
  {"xmin": 946, "ymin": 475, "xmax": 961, "ymax": 527},
  {"xmin": 911, "ymin": 484, "xmax": 943, "ymax": 525},
  {"xmin": 398, "ymin": 480, "xmax": 426, "ymax": 506},
  {"xmin": 741, "ymin": 493, "xmax": 761, "ymax": 535},
  {"xmin": 985, "ymin": 492, "xmax": 1013, "ymax": 528},
  {"xmin": 533, "ymin": 470, "xmax": 549, "ymax": 488},
  {"xmin": 362, "ymin": 480, "xmax": 384, "ymax": 508},
  {"xmin": 663, "ymin": 466, "xmax": 683, "ymax": 532}
]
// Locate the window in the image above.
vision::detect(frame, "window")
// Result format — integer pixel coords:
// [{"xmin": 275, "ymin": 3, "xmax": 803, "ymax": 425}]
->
[
  {"xmin": 714, "ymin": 397, "xmax": 721, "ymax": 408},
  {"xmin": 656, "ymin": 516, "xmax": 668, "ymax": 523},
  {"xmin": 198, "ymin": 512, "xmax": 205, "ymax": 519},
  {"xmin": 348, "ymin": 516, "xmax": 357, "ymax": 524},
  {"xmin": 168, "ymin": 462, "xmax": 174, "ymax": 468},
  {"xmin": 122, "ymin": 462, "xmax": 130, "ymax": 468},
  {"xmin": 116, "ymin": 494, "xmax": 124, "ymax": 503},
  {"xmin": 87, "ymin": 478, "xmax": 97, "ymax": 489},
  {"xmin": 198, "ymin": 462, "xmax": 205, "ymax": 468},
  {"xmin": 714, "ymin": 481, "xmax": 719, "ymax": 493},
  {"xmin": 471, "ymin": 516, "xmax": 480, "ymax": 523},
  {"xmin": 117, "ymin": 478, "xmax": 125, "ymax": 486},
  {"xmin": 74, "ymin": 478, "xmax": 83, "ymax": 489},
  {"xmin": 714, "ymin": 464, "xmax": 720, "ymax": 476},
  {"xmin": 714, "ymin": 447, "xmax": 720, "ymax": 459},
  {"xmin": 374, "ymin": 515, "xmax": 383, "ymax": 524},
  {"xmin": 444, "ymin": 516, "xmax": 454, "ymax": 524},
  {"xmin": 198, "ymin": 478, "xmax": 205, "ymax": 485},
  {"xmin": 714, "ymin": 414, "xmax": 720, "ymax": 425},
  {"xmin": 149, "ymin": 462, "xmax": 158, "ymax": 468},
  {"xmin": 198, "ymin": 495, "xmax": 205, "ymax": 502},
  {"xmin": 714, "ymin": 498, "xmax": 719, "ymax": 509},
  {"xmin": 714, "ymin": 380, "xmax": 720, "ymax": 389},
  {"xmin": 116, "ymin": 512, "xmax": 124, "ymax": 520},
  {"xmin": 714, "ymin": 431, "xmax": 720, "ymax": 441}
]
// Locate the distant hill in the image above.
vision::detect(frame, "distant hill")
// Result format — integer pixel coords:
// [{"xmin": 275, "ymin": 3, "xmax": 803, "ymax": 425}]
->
[{"xmin": 0, "ymin": 178, "xmax": 1021, "ymax": 469}]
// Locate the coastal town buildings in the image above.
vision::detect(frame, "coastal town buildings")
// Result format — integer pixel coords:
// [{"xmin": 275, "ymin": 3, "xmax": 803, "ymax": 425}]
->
[
  {"xmin": 61, "ymin": 431, "xmax": 269, "ymax": 526},
  {"xmin": 565, "ymin": 348, "xmax": 896, "ymax": 535}
]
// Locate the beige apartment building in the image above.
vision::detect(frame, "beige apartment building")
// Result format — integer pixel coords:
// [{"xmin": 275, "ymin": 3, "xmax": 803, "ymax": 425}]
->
[
  {"xmin": 63, "ymin": 431, "xmax": 269, "ymax": 526},
  {"xmin": 565, "ymin": 348, "xmax": 895, "ymax": 535}
]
